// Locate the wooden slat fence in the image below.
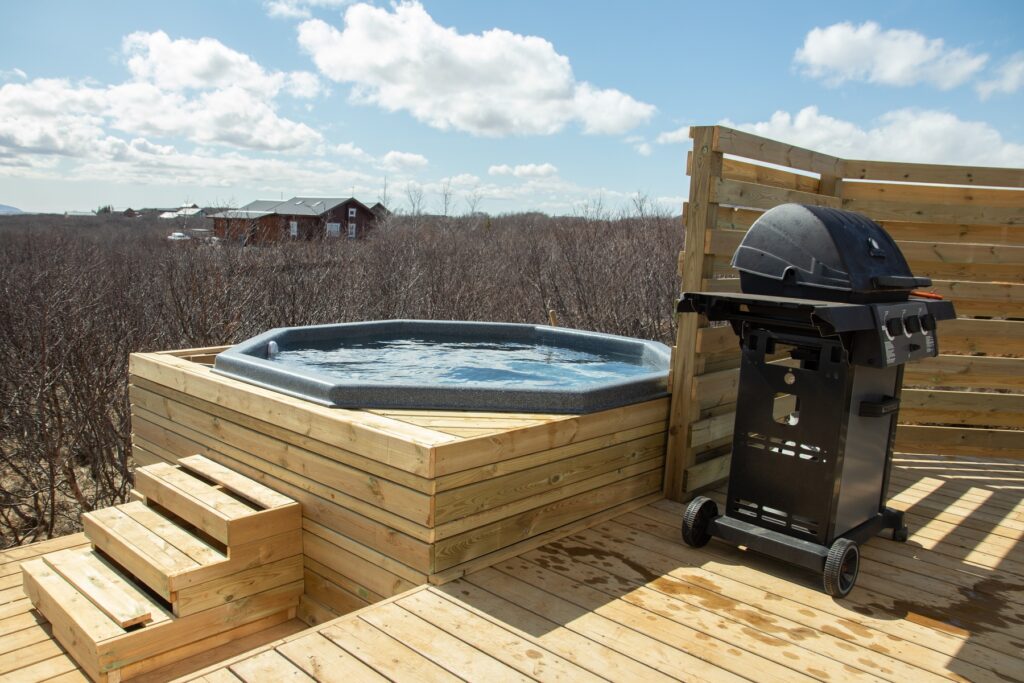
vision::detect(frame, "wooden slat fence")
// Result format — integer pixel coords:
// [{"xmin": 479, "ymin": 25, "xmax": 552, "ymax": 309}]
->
[{"xmin": 666, "ymin": 125, "xmax": 1024, "ymax": 500}]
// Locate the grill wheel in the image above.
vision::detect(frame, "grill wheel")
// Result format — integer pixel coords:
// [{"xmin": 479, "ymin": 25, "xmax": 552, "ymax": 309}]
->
[
  {"xmin": 823, "ymin": 538, "xmax": 860, "ymax": 597},
  {"xmin": 681, "ymin": 496, "xmax": 718, "ymax": 548}
]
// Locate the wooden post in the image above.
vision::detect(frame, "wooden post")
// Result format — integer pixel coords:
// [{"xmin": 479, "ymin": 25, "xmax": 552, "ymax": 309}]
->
[{"xmin": 665, "ymin": 126, "xmax": 722, "ymax": 501}]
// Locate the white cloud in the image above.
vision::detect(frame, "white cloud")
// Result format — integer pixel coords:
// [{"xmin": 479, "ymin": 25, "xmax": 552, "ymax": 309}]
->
[
  {"xmin": 444, "ymin": 173, "xmax": 480, "ymax": 187},
  {"xmin": 0, "ymin": 29, "xmax": 327, "ymax": 159},
  {"xmin": 656, "ymin": 195, "xmax": 686, "ymax": 212},
  {"xmin": 285, "ymin": 71, "xmax": 324, "ymax": 98},
  {"xmin": 0, "ymin": 79, "xmax": 114, "ymax": 157},
  {"xmin": 265, "ymin": 0, "xmax": 351, "ymax": 20},
  {"xmin": 63, "ymin": 145, "xmax": 373, "ymax": 193},
  {"xmin": 123, "ymin": 30, "xmax": 322, "ymax": 98},
  {"xmin": 333, "ymin": 142, "xmax": 372, "ymax": 162},
  {"xmin": 297, "ymin": 2, "xmax": 654, "ymax": 136},
  {"xmin": 722, "ymin": 106, "xmax": 1024, "ymax": 167},
  {"xmin": 624, "ymin": 135, "xmax": 651, "ymax": 156},
  {"xmin": 656, "ymin": 126, "xmax": 690, "ymax": 144},
  {"xmin": 977, "ymin": 52, "xmax": 1024, "ymax": 99},
  {"xmin": 330, "ymin": 143, "xmax": 428, "ymax": 172},
  {"xmin": 488, "ymin": 163, "xmax": 558, "ymax": 178},
  {"xmin": 104, "ymin": 83, "xmax": 322, "ymax": 151},
  {"xmin": 794, "ymin": 22, "xmax": 987, "ymax": 89},
  {"xmin": 0, "ymin": 68, "xmax": 26, "ymax": 82},
  {"xmin": 379, "ymin": 150, "xmax": 428, "ymax": 171}
]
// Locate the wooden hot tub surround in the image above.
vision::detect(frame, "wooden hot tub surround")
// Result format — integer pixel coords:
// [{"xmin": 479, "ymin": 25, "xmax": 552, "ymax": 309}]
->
[{"xmin": 128, "ymin": 347, "xmax": 669, "ymax": 624}]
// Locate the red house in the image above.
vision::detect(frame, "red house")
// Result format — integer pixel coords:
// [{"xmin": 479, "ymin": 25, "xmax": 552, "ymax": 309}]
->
[{"xmin": 210, "ymin": 197, "xmax": 382, "ymax": 244}]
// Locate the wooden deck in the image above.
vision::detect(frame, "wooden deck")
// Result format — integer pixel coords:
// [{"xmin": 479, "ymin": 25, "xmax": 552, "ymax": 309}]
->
[
  {"xmin": 3, "ymin": 453, "xmax": 1021, "ymax": 682},
  {"xmin": 181, "ymin": 453, "xmax": 1023, "ymax": 683}
]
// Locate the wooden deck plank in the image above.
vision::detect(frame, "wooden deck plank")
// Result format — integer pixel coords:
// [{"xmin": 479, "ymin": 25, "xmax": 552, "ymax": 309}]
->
[
  {"xmin": 0, "ymin": 638, "xmax": 66, "ymax": 675},
  {"xmin": 432, "ymin": 578, "xmax": 677, "ymax": 682},
  {"xmin": 130, "ymin": 618, "xmax": 307, "ymax": 682},
  {"xmin": 320, "ymin": 618, "xmax": 462, "ymax": 682},
  {"xmin": 397, "ymin": 588, "xmax": 607, "ymax": 682},
  {"xmin": 0, "ymin": 621, "xmax": 52, "ymax": 657},
  {"xmin": 229, "ymin": 649, "xmax": 315, "ymax": 681},
  {"xmin": 8, "ymin": 654, "xmax": 83, "ymax": 681},
  {"xmin": 490, "ymin": 556, "xmax": 839, "ymax": 683},
  {"xmin": 467, "ymin": 567, "xmax": 747, "ymax": 682},
  {"xmin": 276, "ymin": 632, "xmax": 389, "ymax": 683},
  {"xmin": 358, "ymin": 602, "xmax": 532, "ymax": 681}
]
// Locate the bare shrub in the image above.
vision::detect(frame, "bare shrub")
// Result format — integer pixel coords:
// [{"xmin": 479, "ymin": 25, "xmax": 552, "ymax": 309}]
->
[{"xmin": 0, "ymin": 210, "xmax": 681, "ymax": 547}]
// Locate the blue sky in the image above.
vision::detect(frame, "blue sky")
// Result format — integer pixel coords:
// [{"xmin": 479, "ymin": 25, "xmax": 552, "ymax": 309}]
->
[{"xmin": 1, "ymin": 1, "xmax": 1022, "ymax": 214}]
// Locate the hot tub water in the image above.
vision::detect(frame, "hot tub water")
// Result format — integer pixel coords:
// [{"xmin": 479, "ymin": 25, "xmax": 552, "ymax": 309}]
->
[{"xmin": 271, "ymin": 338, "xmax": 650, "ymax": 388}]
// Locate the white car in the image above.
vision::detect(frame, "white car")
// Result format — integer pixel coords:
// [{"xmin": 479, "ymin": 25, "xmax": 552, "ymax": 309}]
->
[{"xmin": 167, "ymin": 231, "xmax": 191, "ymax": 241}]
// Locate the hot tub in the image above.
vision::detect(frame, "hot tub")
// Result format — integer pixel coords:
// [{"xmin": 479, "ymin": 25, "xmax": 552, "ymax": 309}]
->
[{"xmin": 212, "ymin": 320, "xmax": 671, "ymax": 413}]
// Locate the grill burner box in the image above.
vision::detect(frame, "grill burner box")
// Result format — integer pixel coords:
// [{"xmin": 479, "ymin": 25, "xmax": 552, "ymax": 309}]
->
[{"xmin": 678, "ymin": 204, "xmax": 955, "ymax": 597}]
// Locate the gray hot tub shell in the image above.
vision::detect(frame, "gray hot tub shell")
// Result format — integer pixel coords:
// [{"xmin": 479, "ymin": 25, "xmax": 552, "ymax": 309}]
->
[{"xmin": 212, "ymin": 320, "xmax": 671, "ymax": 414}]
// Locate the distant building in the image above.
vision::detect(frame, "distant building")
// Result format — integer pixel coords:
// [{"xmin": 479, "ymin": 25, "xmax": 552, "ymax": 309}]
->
[
  {"xmin": 123, "ymin": 208, "xmax": 139, "ymax": 218},
  {"xmin": 209, "ymin": 197, "xmax": 383, "ymax": 244},
  {"xmin": 159, "ymin": 204, "xmax": 203, "ymax": 220}
]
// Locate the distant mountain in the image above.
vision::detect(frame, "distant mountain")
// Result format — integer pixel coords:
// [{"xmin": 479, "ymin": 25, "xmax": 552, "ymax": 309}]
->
[{"xmin": 0, "ymin": 204, "xmax": 23, "ymax": 215}]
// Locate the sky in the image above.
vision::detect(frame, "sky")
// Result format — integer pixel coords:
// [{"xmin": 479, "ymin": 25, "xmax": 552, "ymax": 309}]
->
[{"xmin": 1, "ymin": 1, "xmax": 1022, "ymax": 214}]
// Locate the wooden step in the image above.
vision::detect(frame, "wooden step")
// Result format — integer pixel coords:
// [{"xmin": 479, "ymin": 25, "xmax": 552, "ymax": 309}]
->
[
  {"xmin": 178, "ymin": 454, "xmax": 294, "ymax": 510},
  {"xmin": 85, "ymin": 501, "xmax": 304, "ymax": 603},
  {"xmin": 43, "ymin": 548, "xmax": 171, "ymax": 629},
  {"xmin": 133, "ymin": 459, "xmax": 299, "ymax": 546},
  {"xmin": 83, "ymin": 503, "xmax": 221, "ymax": 600},
  {"xmin": 22, "ymin": 557, "xmax": 301, "ymax": 682}
]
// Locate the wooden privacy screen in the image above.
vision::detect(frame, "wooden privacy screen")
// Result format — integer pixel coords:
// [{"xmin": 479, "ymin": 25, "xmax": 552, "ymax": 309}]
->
[{"xmin": 666, "ymin": 125, "xmax": 1024, "ymax": 501}]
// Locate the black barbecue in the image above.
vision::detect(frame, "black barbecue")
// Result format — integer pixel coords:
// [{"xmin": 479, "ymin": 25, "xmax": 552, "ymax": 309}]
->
[{"xmin": 678, "ymin": 203, "xmax": 955, "ymax": 597}]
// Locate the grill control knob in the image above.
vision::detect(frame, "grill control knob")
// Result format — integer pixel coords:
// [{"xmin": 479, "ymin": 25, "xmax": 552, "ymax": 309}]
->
[
  {"xmin": 885, "ymin": 317, "xmax": 904, "ymax": 337},
  {"xmin": 905, "ymin": 315, "xmax": 922, "ymax": 333},
  {"xmin": 920, "ymin": 314, "xmax": 936, "ymax": 332}
]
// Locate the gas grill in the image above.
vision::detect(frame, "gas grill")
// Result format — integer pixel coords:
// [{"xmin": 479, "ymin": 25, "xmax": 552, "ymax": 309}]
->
[{"xmin": 678, "ymin": 203, "xmax": 955, "ymax": 597}]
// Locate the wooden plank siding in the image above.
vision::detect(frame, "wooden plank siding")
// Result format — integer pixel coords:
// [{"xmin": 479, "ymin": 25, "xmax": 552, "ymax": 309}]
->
[
  {"xmin": 668, "ymin": 125, "xmax": 1024, "ymax": 501},
  {"xmin": 128, "ymin": 349, "xmax": 668, "ymax": 624}
]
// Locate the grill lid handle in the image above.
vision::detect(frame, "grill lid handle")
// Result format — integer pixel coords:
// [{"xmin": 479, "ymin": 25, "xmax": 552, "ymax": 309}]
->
[{"xmin": 871, "ymin": 275, "xmax": 932, "ymax": 289}]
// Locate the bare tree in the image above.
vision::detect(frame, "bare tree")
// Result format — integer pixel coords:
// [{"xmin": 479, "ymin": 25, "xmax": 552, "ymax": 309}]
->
[
  {"xmin": 463, "ymin": 186, "xmax": 482, "ymax": 216},
  {"xmin": 405, "ymin": 181, "xmax": 425, "ymax": 229},
  {"xmin": 439, "ymin": 178, "xmax": 454, "ymax": 220}
]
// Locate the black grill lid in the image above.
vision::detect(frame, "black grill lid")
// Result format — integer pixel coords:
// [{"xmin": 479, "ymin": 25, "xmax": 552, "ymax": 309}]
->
[{"xmin": 732, "ymin": 204, "xmax": 931, "ymax": 303}]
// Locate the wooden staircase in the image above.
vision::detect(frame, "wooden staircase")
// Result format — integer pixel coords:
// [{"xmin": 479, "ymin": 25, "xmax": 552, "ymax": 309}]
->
[{"xmin": 22, "ymin": 455, "xmax": 303, "ymax": 682}]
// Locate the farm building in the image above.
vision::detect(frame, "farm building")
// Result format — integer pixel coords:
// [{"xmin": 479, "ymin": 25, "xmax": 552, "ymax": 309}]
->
[
  {"xmin": 210, "ymin": 197, "xmax": 381, "ymax": 244},
  {"xmin": 158, "ymin": 204, "xmax": 203, "ymax": 220}
]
